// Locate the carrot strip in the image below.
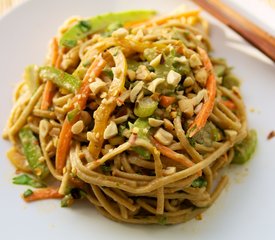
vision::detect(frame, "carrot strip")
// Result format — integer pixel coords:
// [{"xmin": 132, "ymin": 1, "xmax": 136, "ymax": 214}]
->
[
  {"xmin": 55, "ymin": 118, "xmax": 76, "ymax": 173},
  {"xmin": 221, "ymin": 100, "xmax": 236, "ymax": 110},
  {"xmin": 159, "ymin": 95, "xmax": 176, "ymax": 108},
  {"xmin": 55, "ymin": 56, "xmax": 106, "ymax": 174},
  {"xmin": 55, "ymin": 54, "xmax": 63, "ymax": 69},
  {"xmin": 41, "ymin": 81, "xmax": 55, "ymax": 110},
  {"xmin": 187, "ymin": 47, "xmax": 216, "ymax": 137},
  {"xmin": 151, "ymin": 137, "xmax": 194, "ymax": 168},
  {"xmin": 40, "ymin": 38, "xmax": 59, "ymax": 110},
  {"xmin": 124, "ymin": 19, "xmax": 150, "ymax": 28},
  {"xmin": 23, "ymin": 188, "xmax": 63, "ymax": 202},
  {"xmin": 51, "ymin": 37, "xmax": 59, "ymax": 66}
]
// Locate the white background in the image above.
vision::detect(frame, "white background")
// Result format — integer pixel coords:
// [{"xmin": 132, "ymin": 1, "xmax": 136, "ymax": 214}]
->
[{"xmin": 0, "ymin": 1, "xmax": 274, "ymax": 240}]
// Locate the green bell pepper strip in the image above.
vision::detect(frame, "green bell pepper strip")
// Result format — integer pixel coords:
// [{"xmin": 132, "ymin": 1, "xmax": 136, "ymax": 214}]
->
[
  {"xmin": 39, "ymin": 66, "xmax": 81, "ymax": 93},
  {"xmin": 13, "ymin": 174, "xmax": 46, "ymax": 188},
  {"xmin": 24, "ymin": 64, "xmax": 40, "ymax": 94},
  {"xmin": 19, "ymin": 127, "xmax": 49, "ymax": 179},
  {"xmin": 60, "ymin": 10, "xmax": 157, "ymax": 48}
]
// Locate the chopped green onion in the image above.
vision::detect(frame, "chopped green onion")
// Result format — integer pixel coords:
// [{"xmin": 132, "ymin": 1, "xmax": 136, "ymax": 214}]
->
[
  {"xmin": 158, "ymin": 216, "xmax": 167, "ymax": 225},
  {"xmin": 187, "ymin": 137, "xmax": 196, "ymax": 147},
  {"xmin": 133, "ymin": 118, "xmax": 150, "ymax": 138},
  {"xmin": 67, "ymin": 108, "xmax": 80, "ymax": 122},
  {"xmin": 191, "ymin": 177, "xmax": 207, "ymax": 188},
  {"xmin": 232, "ymin": 129, "xmax": 257, "ymax": 164},
  {"xmin": 103, "ymin": 68, "xmax": 114, "ymax": 78},
  {"xmin": 101, "ymin": 164, "xmax": 112, "ymax": 174},
  {"xmin": 131, "ymin": 118, "xmax": 151, "ymax": 159},
  {"xmin": 70, "ymin": 188, "xmax": 87, "ymax": 199},
  {"xmin": 134, "ymin": 97, "xmax": 158, "ymax": 118},
  {"xmin": 132, "ymin": 146, "xmax": 151, "ymax": 160},
  {"xmin": 23, "ymin": 189, "xmax": 33, "ymax": 198}
]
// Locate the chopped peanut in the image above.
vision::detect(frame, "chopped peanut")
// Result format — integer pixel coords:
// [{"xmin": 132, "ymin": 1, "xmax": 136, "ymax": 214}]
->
[
  {"xmin": 167, "ymin": 70, "xmax": 181, "ymax": 86},
  {"xmin": 136, "ymin": 65, "xmax": 151, "ymax": 81},
  {"xmin": 103, "ymin": 121, "xmax": 118, "ymax": 140},
  {"xmin": 189, "ymin": 53, "xmax": 202, "ymax": 68},
  {"xmin": 89, "ymin": 78, "xmax": 106, "ymax": 95},
  {"xmin": 130, "ymin": 81, "xmax": 144, "ymax": 102},
  {"xmin": 148, "ymin": 118, "xmax": 164, "ymax": 127},
  {"xmin": 71, "ymin": 120, "xmax": 84, "ymax": 134},
  {"xmin": 149, "ymin": 54, "xmax": 162, "ymax": 68},
  {"xmin": 154, "ymin": 128, "xmax": 174, "ymax": 145},
  {"xmin": 147, "ymin": 78, "xmax": 165, "ymax": 93},
  {"xmin": 112, "ymin": 28, "xmax": 129, "ymax": 38}
]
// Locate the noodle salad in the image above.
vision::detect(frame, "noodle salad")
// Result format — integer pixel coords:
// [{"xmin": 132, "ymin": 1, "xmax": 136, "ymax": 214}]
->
[{"xmin": 3, "ymin": 9, "xmax": 257, "ymax": 224}]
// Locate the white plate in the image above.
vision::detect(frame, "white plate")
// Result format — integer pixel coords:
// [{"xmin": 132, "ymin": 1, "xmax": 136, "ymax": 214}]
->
[{"xmin": 0, "ymin": 0, "xmax": 274, "ymax": 240}]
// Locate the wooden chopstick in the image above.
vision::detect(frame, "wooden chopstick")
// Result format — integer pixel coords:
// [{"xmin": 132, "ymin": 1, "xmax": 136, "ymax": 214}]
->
[{"xmin": 192, "ymin": 0, "xmax": 275, "ymax": 62}]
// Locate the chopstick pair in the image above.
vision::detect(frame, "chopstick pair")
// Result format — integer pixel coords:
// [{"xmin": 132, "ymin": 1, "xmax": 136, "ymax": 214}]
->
[{"xmin": 192, "ymin": 0, "xmax": 275, "ymax": 62}]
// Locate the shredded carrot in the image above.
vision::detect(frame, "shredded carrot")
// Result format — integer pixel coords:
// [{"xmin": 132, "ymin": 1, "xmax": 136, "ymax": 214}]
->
[
  {"xmin": 71, "ymin": 56, "xmax": 107, "ymax": 110},
  {"xmin": 55, "ymin": 54, "xmax": 63, "ymax": 69},
  {"xmin": 55, "ymin": 56, "xmax": 106, "ymax": 174},
  {"xmin": 187, "ymin": 47, "xmax": 216, "ymax": 138},
  {"xmin": 40, "ymin": 38, "xmax": 60, "ymax": 110},
  {"xmin": 159, "ymin": 95, "xmax": 176, "ymax": 108},
  {"xmin": 131, "ymin": 10, "xmax": 200, "ymax": 28},
  {"xmin": 51, "ymin": 37, "xmax": 59, "ymax": 66},
  {"xmin": 124, "ymin": 19, "xmax": 150, "ymax": 28},
  {"xmin": 41, "ymin": 81, "xmax": 55, "ymax": 110},
  {"xmin": 221, "ymin": 99, "xmax": 236, "ymax": 110},
  {"xmin": 23, "ymin": 188, "xmax": 63, "ymax": 202},
  {"xmin": 55, "ymin": 118, "xmax": 77, "ymax": 174},
  {"xmin": 151, "ymin": 137, "xmax": 194, "ymax": 168}
]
